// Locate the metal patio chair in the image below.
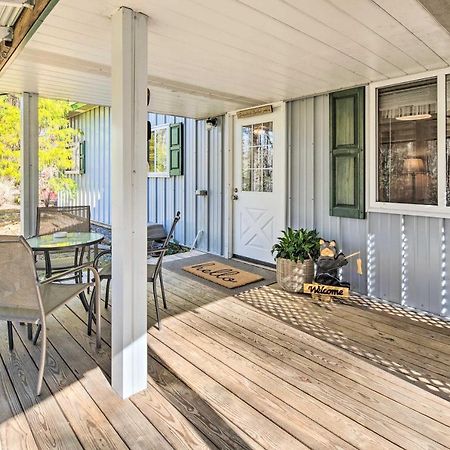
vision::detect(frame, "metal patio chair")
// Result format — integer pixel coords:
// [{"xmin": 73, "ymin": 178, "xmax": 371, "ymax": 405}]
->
[
  {"xmin": 36, "ymin": 205, "xmax": 91, "ymax": 236},
  {"xmin": 148, "ymin": 211, "xmax": 181, "ymax": 316},
  {"xmin": 0, "ymin": 235, "xmax": 101, "ymax": 396},
  {"xmin": 88, "ymin": 211, "xmax": 181, "ymax": 331},
  {"xmin": 34, "ymin": 206, "xmax": 92, "ymax": 277}
]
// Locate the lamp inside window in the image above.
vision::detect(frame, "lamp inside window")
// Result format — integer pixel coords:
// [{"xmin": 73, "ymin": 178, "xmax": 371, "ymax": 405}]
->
[{"xmin": 377, "ymin": 78, "xmax": 437, "ymax": 205}]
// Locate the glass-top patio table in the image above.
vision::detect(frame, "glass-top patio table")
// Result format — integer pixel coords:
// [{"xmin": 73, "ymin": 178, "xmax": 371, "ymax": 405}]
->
[
  {"xmin": 27, "ymin": 232, "xmax": 104, "ymax": 252},
  {"xmin": 27, "ymin": 232, "xmax": 104, "ymax": 310}
]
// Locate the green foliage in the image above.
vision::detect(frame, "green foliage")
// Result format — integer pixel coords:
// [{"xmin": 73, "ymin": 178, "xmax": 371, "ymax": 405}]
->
[
  {"xmin": 0, "ymin": 95, "xmax": 81, "ymax": 202},
  {"xmin": 148, "ymin": 128, "xmax": 168, "ymax": 173},
  {"xmin": 0, "ymin": 96, "xmax": 21, "ymax": 183},
  {"xmin": 271, "ymin": 227, "xmax": 321, "ymax": 263},
  {"xmin": 38, "ymin": 98, "xmax": 80, "ymax": 174}
]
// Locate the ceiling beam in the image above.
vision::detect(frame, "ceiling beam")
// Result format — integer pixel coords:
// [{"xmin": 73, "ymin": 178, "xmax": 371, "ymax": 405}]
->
[
  {"xmin": 19, "ymin": 48, "xmax": 263, "ymax": 107},
  {"xmin": 0, "ymin": 0, "xmax": 59, "ymax": 74}
]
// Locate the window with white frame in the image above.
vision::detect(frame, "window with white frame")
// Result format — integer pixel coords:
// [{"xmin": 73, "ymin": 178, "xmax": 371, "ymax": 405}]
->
[
  {"xmin": 377, "ymin": 79, "xmax": 437, "ymax": 205},
  {"xmin": 371, "ymin": 71, "xmax": 450, "ymax": 216},
  {"xmin": 148, "ymin": 125, "xmax": 169, "ymax": 177}
]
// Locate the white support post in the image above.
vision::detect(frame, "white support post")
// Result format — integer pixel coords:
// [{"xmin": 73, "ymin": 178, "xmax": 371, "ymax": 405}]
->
[
  {"xmin": 111, "ymin": 7, "xmax": 149, "ymax": 399},
  {"xmin": 20, "ymin": 92, "xmax": 39, "ymax": 237}
]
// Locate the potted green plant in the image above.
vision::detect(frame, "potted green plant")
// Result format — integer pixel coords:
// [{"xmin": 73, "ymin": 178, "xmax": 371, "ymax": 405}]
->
[{"xmin": 271, "ymin": 227, "xmax": 320, "ymax": 293}]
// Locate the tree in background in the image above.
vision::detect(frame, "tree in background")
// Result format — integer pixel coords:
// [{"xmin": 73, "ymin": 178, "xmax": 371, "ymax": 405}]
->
[{"xmin": 0, "ymin": 94, "xmax": 81, "ymax": 207}]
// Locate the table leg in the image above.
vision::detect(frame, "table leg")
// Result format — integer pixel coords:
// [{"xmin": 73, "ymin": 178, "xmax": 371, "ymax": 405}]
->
[
  {"xmin": 79, "ymin": 290, "xmax": 90, "ymax": 311},
  {"xmin": 27, "ymin": 323, "xmax": 33, "ymax": 340},
  {"xmin": 77, "ymin": 246, "xmax": 90, "ymax": 311},
  {"xmin": 33, "ymin": 324, "xmax": 42, "ymax": 345},
  {"xmin": 44, "ymin": 251, "xmax": 52, "ymax": 278}
]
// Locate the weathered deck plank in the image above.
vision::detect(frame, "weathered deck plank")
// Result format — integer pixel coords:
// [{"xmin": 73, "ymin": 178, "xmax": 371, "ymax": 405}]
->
[
  {"xmin": 166, "ymin": 269, "xmax": 450, "ymax": 404},
  {"xmin": 46, "ymin": 313, "xmax": 172, "ymax": 450},
  {"xmin": 14, "ymin": 321, "xmax": 130, "ymax": 450},
  {"xmin": 52, "ymin": 306, "xmax": 216, "ymax": 450},
  {"xmin": 62, "ymin": 303, "xmax": 255, "ymax": 450},
  {"xmin": 68, "ymin": 301, "xmax": 302, "ymax": 450},
  {"xmin": 97, "ymin": 268, "xmax": 450, "ymax": 448},
  {"xmin": 149, "ymin": 290, "xmax": 448, "ymax": 448},
  {"xmin": 0, "ymin": 356, "xmax": 38, "ymax": 450},
  {"xmin": 1, "ymin": 261, "xmax": 449, "ymax": 450},
  {"xmin": 0, "ymin": 325, "xmax": 83, "ymax": 450}
]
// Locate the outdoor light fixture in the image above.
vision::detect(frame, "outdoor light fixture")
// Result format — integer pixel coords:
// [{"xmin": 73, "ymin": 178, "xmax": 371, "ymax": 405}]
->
[
  {"xmin": 206, "ymin": 117, "xmax": 218, "ymax": 130},
  {"xmin": 0, "ymin": 0, "xmax": 34, "ymax": 7},
  {"xmin": 395, "ymin": 113, "xmax": 432, "ymax": 121}
]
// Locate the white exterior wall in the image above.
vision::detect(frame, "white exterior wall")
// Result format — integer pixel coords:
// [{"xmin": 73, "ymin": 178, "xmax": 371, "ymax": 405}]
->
[
  {"xmin": 288, "ymin": 95, "xmax": 448, "ymax": 318},
  {"xmin": 63, "ymin": 98, "xmax": 449, "ymax": 318},
  {"xmin": 63, "ymin": 107, "xmax": 224, "ymax": 255}
]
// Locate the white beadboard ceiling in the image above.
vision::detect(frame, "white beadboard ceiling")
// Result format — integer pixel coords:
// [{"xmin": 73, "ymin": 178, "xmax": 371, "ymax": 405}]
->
[{"xmin": 0, "ymin": 0, "xmax": 450, "ymax": 118}]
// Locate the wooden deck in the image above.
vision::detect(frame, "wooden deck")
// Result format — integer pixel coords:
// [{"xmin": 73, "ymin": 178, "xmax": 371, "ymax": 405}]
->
[{"xmin": 1, "ymin": 253, "xmax": 450, "ymax": 449}]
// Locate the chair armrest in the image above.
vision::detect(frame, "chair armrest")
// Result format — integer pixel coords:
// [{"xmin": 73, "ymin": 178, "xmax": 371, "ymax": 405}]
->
[
  {"xmin": 40, "ymin": 262, "xmax": 93, "ymax": 285},
  {"xmin": 147, "ymin": 247, "xmax": 168, "ymax": 258},
  {"xmin": 147, "ymin": 247, "xmax": 167, "ymax": 254},
  {"xmin": 93, "ymin": 249, "xmax": 111, "ymax": 268}
]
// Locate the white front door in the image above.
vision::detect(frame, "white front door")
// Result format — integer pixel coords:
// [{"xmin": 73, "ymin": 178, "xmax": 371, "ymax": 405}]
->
[{"xmin": 232, "ymin": 104, "xmax": 286, "ymax": 264}]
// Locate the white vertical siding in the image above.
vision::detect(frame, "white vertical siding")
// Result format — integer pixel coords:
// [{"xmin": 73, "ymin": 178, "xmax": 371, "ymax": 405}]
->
[
  {"xmin": 63, "ymin": 107, "xmax": 224, "ymax": 255},
  {"xmin": 61, "ymin": 107, "xmax": 112, "ymax": 225},
  {"xmin": 64, "ymin": 99, "xmax": 449, "ymax": 317},
  {"xmin": 289, "ymin": 95, "xmax": 448, "ymax": 318},
  {"xmin": 146, "ymin": 114, "xmax": 223, "ymax": 254}
]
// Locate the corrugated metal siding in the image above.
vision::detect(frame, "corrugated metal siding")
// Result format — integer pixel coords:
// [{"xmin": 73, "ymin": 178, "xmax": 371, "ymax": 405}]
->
[
  {"xmin": 289, "ymin": 95, "xmax": 448, "ymax": 317},
  {"xmin": 64, "ymin": 98, "xmax": 449, "ymax": 317},
  {"xmin": 61, "ymin": 107, "xmax": 112, "ymax": 225},
  {"xmin": 146, "ymin": 114, "xmax": 223, "ymax": 254},
  {"xmin": 63, "ymin": 107, "xmax": 224, "ymax": 255}
]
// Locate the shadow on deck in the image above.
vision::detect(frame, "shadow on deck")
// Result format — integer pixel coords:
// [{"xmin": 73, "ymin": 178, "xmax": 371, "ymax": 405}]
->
[{"xmin": 1, "ymin": 253, "xmax": 449, "ymax": 449}]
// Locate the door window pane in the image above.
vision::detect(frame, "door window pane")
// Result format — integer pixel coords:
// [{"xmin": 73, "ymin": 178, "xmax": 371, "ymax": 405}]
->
[
  {"xmin": 241, "ymin": 122, "xmax": 273, "ymax": 192},
  {"xmin": 377, "ymin": 79, "xmax": 437, "ymax": 205}
]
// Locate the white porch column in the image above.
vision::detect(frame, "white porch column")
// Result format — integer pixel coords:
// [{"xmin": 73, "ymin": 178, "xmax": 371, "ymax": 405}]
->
[
  {"xmin": 20, "ymin": 92, "xmax": 39, "ymax": 237},
  {"xmin": 111, "ymin": 7, "xmax": 149, "ymax": 398}
]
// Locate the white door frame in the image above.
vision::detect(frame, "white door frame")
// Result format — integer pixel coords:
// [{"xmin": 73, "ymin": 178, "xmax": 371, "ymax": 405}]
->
[{"xmin": 223, "ymin": 102, "xmax": 287, "ymax": 260}]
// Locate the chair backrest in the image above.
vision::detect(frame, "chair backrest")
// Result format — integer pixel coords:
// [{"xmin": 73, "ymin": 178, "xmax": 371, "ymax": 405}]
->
[
  {"xmin": 36, "ymin": 206, "xmax": 91, "ymax": 235},
  {"xmin": 0, "ymin": 236, "xmax": 42, "ymax": 316},
  {"xmin": 153, "ymin": 245, "xmax": 168, "ymax": 278},
  {"xmin": 162, "ymin": 211, "xmax": 181, "ymax": 247},
  {"xmin": 151, "ymin": 212, "xmax": 181, "ymax": 277}
]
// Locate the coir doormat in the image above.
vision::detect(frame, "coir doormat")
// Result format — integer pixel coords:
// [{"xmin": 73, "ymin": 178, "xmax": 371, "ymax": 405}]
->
[{"xmin": 183, "ymin": 261, "xmax": 264, "ymax": 289}]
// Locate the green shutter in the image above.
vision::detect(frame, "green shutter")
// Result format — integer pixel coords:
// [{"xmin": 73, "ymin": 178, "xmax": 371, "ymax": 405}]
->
[
  {"xmin": 169, "ymin": 123, "xmax": 183, "ymax": 176},
  {"xmin": 79, "ymin": 141, "xmax": 86, "ymax": 175},
  {"xmin": 329, "ymin": 87, "xmax": 365, "ymax": 219}
]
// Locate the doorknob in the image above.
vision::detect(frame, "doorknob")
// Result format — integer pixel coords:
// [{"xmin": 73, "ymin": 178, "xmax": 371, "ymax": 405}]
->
[{"xmin": 232, "ymin": 194, "xmax": 239, "ymax": 200}]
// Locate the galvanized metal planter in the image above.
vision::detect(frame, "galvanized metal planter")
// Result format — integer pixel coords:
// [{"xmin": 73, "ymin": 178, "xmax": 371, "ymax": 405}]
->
[{"xmin": 276, "ymin": 257, "xmax": 314, "ymax": 293}]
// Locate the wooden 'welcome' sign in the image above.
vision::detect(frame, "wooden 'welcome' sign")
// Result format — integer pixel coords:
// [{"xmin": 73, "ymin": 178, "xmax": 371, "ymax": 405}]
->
[{"xmin": 304, "ymin": 283, "xmax": 349, "ymax": 300}]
